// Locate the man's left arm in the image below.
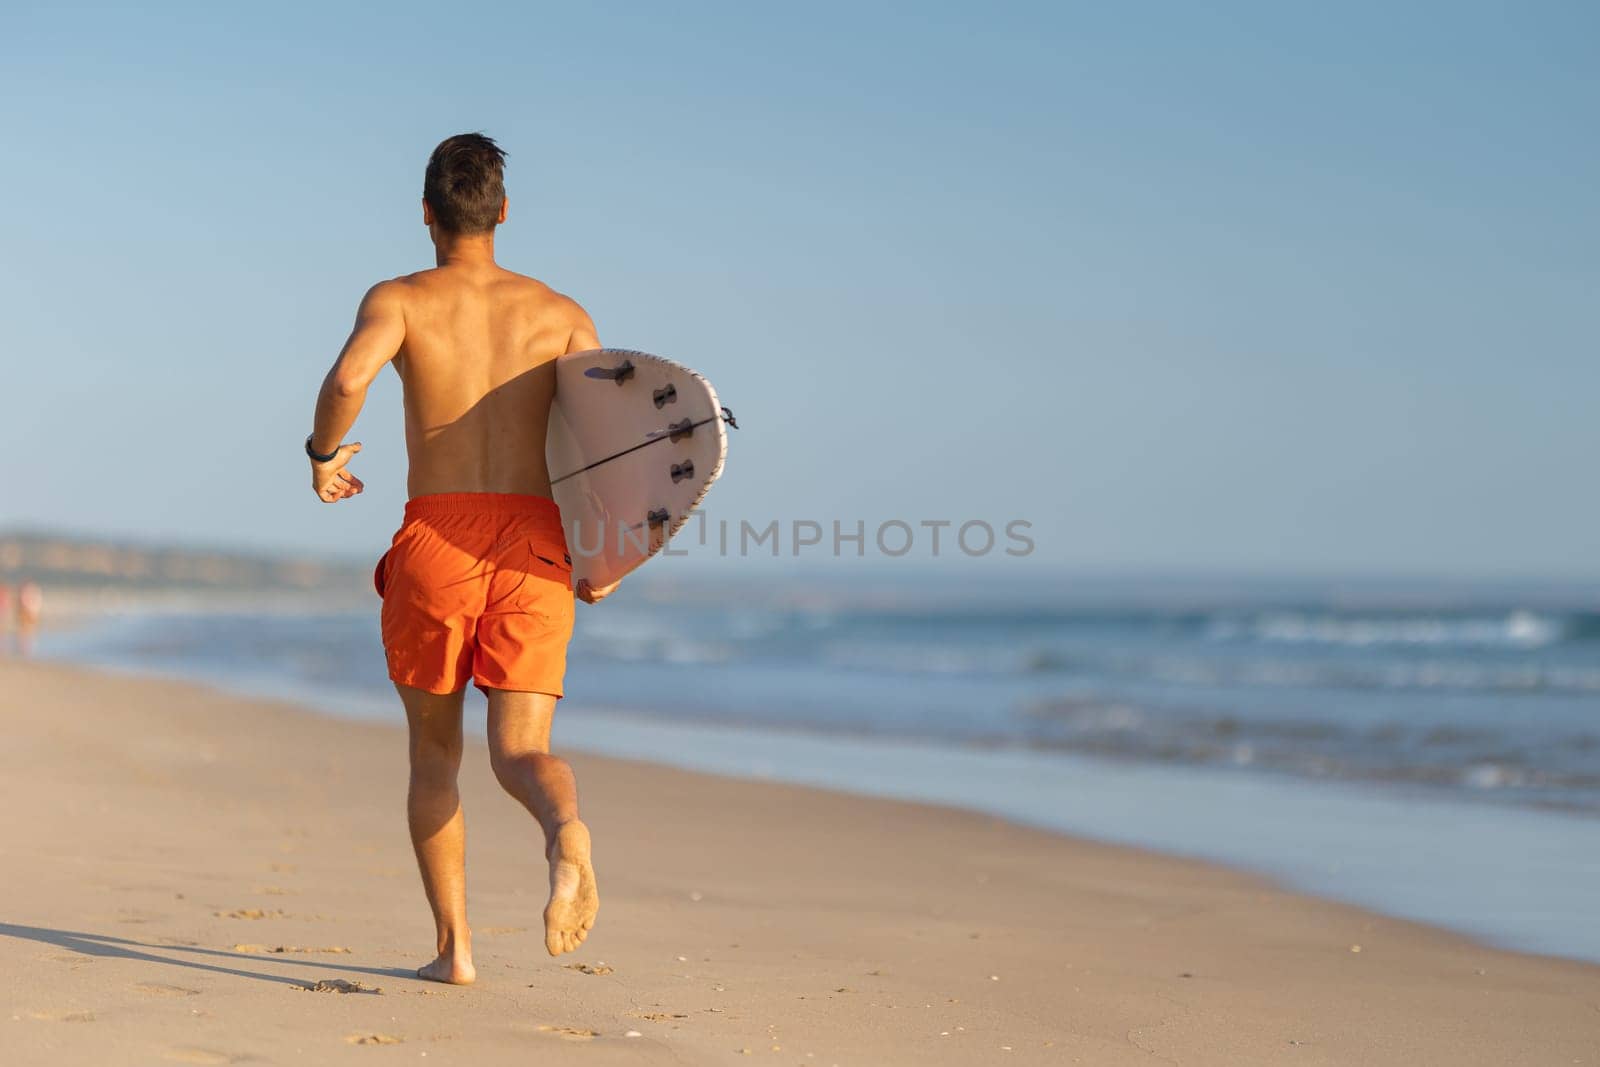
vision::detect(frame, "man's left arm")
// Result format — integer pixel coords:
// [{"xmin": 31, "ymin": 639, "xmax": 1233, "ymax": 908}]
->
[{"xmin": 309, "ymin": 281, "xmax": 406, "ymax": 503}]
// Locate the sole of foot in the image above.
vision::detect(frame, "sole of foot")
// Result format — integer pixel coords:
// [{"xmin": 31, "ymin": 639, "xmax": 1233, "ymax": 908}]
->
[{"xmin": 545, "ymin": 820, "xmax": 599, "ymax": 956}]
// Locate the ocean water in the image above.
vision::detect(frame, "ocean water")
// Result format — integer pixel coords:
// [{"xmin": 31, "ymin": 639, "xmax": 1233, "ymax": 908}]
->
[
  {"xmin": 34, "ymin": 573, "xmax": 1600, "ymax": 963},
  {"xmin": 50, "ymin": 577, "xmax": 1600, "ymax": 813}
]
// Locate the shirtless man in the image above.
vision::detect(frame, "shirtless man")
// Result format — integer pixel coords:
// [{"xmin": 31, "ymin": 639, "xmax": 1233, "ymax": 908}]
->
[{"xmin": 307, "ymin": 133, "xmax": 612, "ymax": 984}]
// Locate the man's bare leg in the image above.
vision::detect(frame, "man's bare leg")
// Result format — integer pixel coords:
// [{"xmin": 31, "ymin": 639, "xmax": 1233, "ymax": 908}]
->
[
  {"xmin": 397, "ymin": 683, "xmax": 476, "ymax": 984},
  {"xmin": 485, "ymin": 689, "xmax": 598, "ymax": 956}
]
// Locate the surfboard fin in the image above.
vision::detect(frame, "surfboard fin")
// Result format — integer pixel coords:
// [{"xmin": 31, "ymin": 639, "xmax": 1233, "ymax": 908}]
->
[{"xmin": 585, "ymin": 359, "xmax": 635, "ymax": 384}]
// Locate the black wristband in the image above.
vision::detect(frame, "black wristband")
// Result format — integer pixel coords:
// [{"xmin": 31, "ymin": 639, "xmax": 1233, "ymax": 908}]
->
[{"xmin": 305, "ymin": 434, "xmax": 340, "ymax": 463}]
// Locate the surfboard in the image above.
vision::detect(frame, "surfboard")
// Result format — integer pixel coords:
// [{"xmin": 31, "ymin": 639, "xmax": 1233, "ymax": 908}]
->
[{"xmin": 546, "ymin": 348, "xmax": 733, "ymax": 588}]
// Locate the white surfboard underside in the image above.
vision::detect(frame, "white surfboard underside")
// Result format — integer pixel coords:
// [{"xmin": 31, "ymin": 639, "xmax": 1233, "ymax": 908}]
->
[{"xmin": 546, "ymin": 348, "xmax": 728, "ymax": 588}]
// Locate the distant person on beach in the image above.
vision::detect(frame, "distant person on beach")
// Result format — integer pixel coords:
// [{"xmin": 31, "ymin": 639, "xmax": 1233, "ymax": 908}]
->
[
  {"xmin": 16, "ymin": 581, "xmax": 42, "ymax": 655},
  {"xmin": 307, "ymin": 133, "xmax": 613, "ymax": 985}
]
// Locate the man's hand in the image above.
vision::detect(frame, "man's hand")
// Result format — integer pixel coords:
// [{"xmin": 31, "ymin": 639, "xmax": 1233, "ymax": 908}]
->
[
  {"xmin": 311, "ymin": 442, "xmax": 366, "ymax": 503},
  {"xmin": 576, "ymin": 577, "xmax": 620, "ymax": 604}
]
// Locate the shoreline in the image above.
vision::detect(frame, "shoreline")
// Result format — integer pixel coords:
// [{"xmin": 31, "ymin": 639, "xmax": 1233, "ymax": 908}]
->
[
  {"xmin": 35, "ymin": 634, "xmax": 1600, "ymax": 967},
  {"xmin": 2, "ymin": 658, "xmax": 1597, "ymax": 1065}
]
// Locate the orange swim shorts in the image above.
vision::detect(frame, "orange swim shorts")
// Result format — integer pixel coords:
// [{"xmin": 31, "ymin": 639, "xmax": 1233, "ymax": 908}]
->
[{"xmin": 374, "ymin": 493, "xmax": 575, "ymax": 697}]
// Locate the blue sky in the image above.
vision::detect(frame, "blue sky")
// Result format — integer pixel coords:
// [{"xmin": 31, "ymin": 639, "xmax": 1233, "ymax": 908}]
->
[{"xmin": 1, "ymin": 1, "xmax": 1595, "ymax": 577}]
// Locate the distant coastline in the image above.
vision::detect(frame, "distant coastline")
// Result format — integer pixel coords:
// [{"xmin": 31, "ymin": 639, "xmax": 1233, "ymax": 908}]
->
[{"xmin": 0, "ymin": 530, "xmax": 371, "ymax": 620}]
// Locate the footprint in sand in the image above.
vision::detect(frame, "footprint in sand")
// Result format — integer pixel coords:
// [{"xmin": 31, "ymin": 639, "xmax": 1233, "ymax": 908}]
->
[
  {"xmin": 299, "ymin": 979, "xmax": 381, "ymax": 994},
  {"xmin": 135, "ymin": 983, "xmax": 200, "ymax": 997},
  {"xmin": 346, "ymin": 1033, "xmax": 403, "ymax": 1045},
  {"xmin": 162, "ymin": 1048, "xmax": 249, "ymax": 1065},
  {"xmin": 536, "ymin": 1025, "xmax": 599, "ymax": 1040},
  {"xmin": 214, "ymin": 908, "xmax": 286, "ymax": 920},
  {"xmin": 234, "ymin": 944, "xmax": 351, "ymax": 955},
  {"xmin": 563, "ymin": 962, "xmax": 614, "ymax": 975},
  {"xmin": 28, "ymin": 1010, "xmax": 96, "ymax": 1022}
]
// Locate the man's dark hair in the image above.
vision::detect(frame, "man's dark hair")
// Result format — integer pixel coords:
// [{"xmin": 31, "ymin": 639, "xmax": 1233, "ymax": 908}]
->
[{"xmin": 423, "ymin": 133, "xmax": 507, "ymax": 234}]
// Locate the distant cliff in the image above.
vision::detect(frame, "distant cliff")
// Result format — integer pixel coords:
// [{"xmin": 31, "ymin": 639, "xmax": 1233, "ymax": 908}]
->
[{"xmin": 0, "ymin": 530, "xmax": 369, "ymax": 594}]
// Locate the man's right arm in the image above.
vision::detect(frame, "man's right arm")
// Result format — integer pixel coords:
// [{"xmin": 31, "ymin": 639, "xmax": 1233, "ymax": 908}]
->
[{"xmin": 309, "ymin": 280, "xmax": 406, "ymax": 503}]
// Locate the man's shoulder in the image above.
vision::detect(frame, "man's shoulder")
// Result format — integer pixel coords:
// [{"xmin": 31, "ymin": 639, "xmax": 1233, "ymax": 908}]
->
[
  {"xmin": 497, "ymin": 270, "xmax": 588, "ymax": 313},
  {"xmin": 380, "ymin": 268, "xmax": 442, "ymax": 295},
  {"xmin": 350, "ymin": 275, "xmax": 413, "ymax": 319},
  {"xmin": 364, "ymin": 268, "xmax": 591, "ymax": 331},
  {"xmin": 359, "ymin": 271, "xmax": 433, "ymax": 306},
  {"xmin": 359, "ymin": 268, "xmax": 480, "ymax": 312}
]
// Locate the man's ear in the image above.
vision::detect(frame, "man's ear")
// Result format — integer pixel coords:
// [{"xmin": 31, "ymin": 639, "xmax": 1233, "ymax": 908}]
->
[
  {"xmin": 421, "ymin": 198, "xmax": 434, "ymax": 226},
  {"xmin": 497, "ymin": 197, "xmax": 508, "ymax": 225}
]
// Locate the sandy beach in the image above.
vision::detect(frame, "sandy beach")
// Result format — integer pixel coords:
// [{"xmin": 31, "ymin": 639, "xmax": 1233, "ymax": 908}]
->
[{"xmin": 2, "ymin": 659, "xmax": 1596, "ymax": 1066}]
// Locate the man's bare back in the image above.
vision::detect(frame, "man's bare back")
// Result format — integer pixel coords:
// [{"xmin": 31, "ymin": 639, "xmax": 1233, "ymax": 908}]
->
[
  {"xmin": 386, "ymin": 264, "xmax": 597, "ymax": 498},
  {"xmin": 311, "ymin": 257, "xmax": 599, "ymax": 500}
]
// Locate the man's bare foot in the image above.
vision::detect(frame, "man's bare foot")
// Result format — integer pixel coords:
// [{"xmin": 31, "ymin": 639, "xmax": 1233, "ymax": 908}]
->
[
  {"xmin": 544, "ymin": 820, "xmax": 598, "ymax": 956},
  {"xmin": 417, "ymin": 934, "xmax": 475, "ymax": 985}
]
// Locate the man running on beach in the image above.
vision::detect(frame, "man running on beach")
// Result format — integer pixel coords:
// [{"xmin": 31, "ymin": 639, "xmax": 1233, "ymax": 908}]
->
[{"xmin": 306, "ymin": 133, "xmax": 612, "ymax": 984}]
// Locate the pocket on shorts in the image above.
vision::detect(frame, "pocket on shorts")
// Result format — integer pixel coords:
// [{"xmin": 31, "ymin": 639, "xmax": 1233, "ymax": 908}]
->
[
  {"xmin": 490, "ymin": 539, "xmax": 573, "ymax": 620},
  {"xmin": 528, "ymin": 544, "xmax": 573, "ymax": 587}
]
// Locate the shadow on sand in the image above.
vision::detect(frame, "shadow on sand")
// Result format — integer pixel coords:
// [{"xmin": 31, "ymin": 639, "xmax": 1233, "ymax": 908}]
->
[{"xmin": 0, "ymin": 922, "xmax": 417, "ymax": 988}]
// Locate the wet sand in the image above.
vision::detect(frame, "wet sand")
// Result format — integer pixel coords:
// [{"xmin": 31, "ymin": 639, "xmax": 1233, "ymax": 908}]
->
[{"xmin": 1, "ymin": 659, "xmax": 1596, "ymax": 1065}]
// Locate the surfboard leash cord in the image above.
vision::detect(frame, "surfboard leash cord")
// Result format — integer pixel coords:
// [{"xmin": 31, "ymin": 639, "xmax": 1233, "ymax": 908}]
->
[{"xmin": 550, "ymin": 407, "xmax": 738, "ymax": 487}]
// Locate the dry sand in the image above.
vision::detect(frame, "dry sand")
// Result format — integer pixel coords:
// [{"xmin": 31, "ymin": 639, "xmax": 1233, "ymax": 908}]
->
[{"xmin": 1, "ymin": 659, "xmax": 1596, "ymax": 1065}]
